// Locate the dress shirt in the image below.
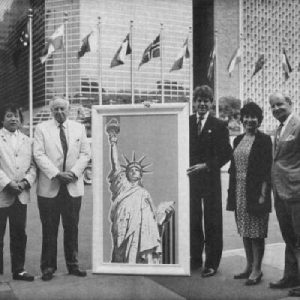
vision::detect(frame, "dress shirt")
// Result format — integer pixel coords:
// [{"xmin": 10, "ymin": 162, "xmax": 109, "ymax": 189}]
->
[{"xmin": 196, "ymin": 111, "xmax": 209, "ymax": 132}]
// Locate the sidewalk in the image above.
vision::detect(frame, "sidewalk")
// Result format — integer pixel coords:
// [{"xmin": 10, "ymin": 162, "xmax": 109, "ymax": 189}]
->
[{"xmin": 0, "ymin": 243, "xmax": 298, "ymax": 300}]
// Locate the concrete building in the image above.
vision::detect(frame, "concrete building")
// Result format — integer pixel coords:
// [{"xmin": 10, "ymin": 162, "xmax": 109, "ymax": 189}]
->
[
  {"xmin": 215, "ymin": 0, "xmax": 300, "ymax": 132},
  {"xmin": 0, "ymin": 0, "xmax": 194, "ymax": 114},
  {"xmin": 2, "ymin": 0, "xmax": 298, "ymax": 132}
]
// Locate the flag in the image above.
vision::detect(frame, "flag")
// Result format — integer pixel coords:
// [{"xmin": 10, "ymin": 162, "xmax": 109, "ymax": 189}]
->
[
  {"xmin": 227, "ymin": 47, "xmax": 242, "ymax": 76},
  {"xmin": 170, "ymin": 38, "xmax": 190, "ymax": 72},
  {"xmin": 139, "ymin": 34, "xmax": 160, "ymax": 68},
  {"xmin": 110, "ymin": 33, "xmax": 131, "ymax": 68},
  {"xmin": 12, "ymin": 20, "xmax": 30, "ymax": 67},
  {"xmin": 40, "ymin": 24, "xmax": 64, "ymax": 64},
  {"xmin": 251, "ymin": 54, "xmax": 265, "ymax": 78},
  {"xmin": 207, "ymin": 46, "xmax": 215, "ymax": 81},
  {"xmin": 282, "ymin": 48, "xmax": 292, "ymax": 80},
  {"xmin": 78, "ymin": 30, "xmax": 98, "ymax": 58}
]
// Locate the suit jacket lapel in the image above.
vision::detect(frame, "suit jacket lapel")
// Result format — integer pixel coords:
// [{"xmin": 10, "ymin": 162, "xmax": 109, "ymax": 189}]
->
[
  {"xmin": 0, "ymin": 129, "xmax": 16, "ymax": 164},
  {"xmin": 275, "ymin": 115, "xmax": 297, "ymax": 159},
  {"xmin": 49, "ymin": 119, "xmax": 64, "ymax": 154},
  {"xmin": 0, "ymin": 129, "xmax": 18, "ymax": 152},
  {"xmin": 0, "ymin": 129, "xmax": 7, "ymax": 145},
  {"xmin": 0, "ymin": 130, "xmax": 11, "ymax": 156},
  {"xmin": 201, "ymin": 113, "xmax": 213, "ymax": 134},
  {"xmin": 190, "ymin": 114, "xmax": 198, "ymax": 135},
  {"xmin": 280, "ymin": 116, "xmax": 296, "ymax": 142},
  {"xmin": 66, "ymin": 120, "xmax": 73, "ymax": 156}
]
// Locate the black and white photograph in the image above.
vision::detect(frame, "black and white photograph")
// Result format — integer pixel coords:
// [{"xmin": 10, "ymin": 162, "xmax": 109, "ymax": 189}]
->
[{"xmin": 0, "ymin": 0, "xmax": 299, "ymax": 299}]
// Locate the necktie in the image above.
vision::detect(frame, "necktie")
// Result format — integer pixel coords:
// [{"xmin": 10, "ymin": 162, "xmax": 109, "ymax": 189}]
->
[
  {"xmin": 275, "ymin": 122, "xmax": 284, "ymax": 150},
  {"xmin": 197, "ymin": 117, "xmax": 203, "ymax": 136},
  {"xmin": 59, "ymin": 123, "xmax": 68, "ymax": 171}
]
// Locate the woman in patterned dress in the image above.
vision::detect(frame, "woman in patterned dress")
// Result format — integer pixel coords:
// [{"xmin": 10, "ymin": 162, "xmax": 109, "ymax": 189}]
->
[{"xmin": 227, "ymin": 102, "xmax": 272, "ymax": 285}]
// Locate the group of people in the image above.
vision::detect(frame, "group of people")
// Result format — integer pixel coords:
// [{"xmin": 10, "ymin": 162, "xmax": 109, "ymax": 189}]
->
[
  {"xmin": 0, "ymin": 95, "xmax": 175, "ymax": 282},
  {"xmin": 2, "ymin": 85, "xmax": 300, "ymax": 296},
  {"xmin": 0, "ymin": 97, "xmax": 91, "ymax": 282},
  {"xmin": 189, "ymin": 85, "xmax": 300, "ymax": 296}
]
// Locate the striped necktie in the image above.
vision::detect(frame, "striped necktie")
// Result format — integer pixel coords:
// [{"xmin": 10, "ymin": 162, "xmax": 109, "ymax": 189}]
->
[{"xmin": 59, "ymin": 123, "xmax": 68, "ymax": 171}]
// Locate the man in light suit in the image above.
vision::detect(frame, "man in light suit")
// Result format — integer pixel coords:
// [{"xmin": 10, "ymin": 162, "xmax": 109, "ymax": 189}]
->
[
  {"xmin": 33, "ymin": 97, "xmax": 91, "ymax": 281},
  {"xmin": 0, "ymin": 105, "xmax": 36, "ymax": 281},
  {"xmin": 269, "ymin": 92, "xmax": 300, "ymax": 296}
]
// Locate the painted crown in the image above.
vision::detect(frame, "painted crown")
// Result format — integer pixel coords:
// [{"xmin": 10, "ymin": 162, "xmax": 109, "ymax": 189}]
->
[{"xmin": 121, "ymin": 151, "xmax": 152, "ymax": 174}]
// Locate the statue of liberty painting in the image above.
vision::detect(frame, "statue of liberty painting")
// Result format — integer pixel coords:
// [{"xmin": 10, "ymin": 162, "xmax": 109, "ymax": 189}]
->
[{"xmin": 106, "ymin": 117, "xmax": 174, "ymax": 264}]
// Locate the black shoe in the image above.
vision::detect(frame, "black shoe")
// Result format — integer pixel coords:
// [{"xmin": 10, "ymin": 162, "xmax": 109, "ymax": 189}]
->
[
  {"xmin": 13, "ymin": 271, "xmax": 34, "ymax": 282},
  {"xmin": 269, "ymin": 277, "xmax": 300, "ymax": 289},
  {"xmin": 234, "ymin": 270, "xmax": 252, "ymax": 279},
  {"xmin": 41, "ymin": 271, "xmax": 53, "ymax": 281},
  {"xmin": 245, "ymin": 272, "xmax": 263, "ymax": 286},
  {"xmin": 69, "ymin": 269, "xmax": 87, "ymax": 277},
  {"xmin": 201, "ymin": 267, "xmax": 216, "ymax": 278}
]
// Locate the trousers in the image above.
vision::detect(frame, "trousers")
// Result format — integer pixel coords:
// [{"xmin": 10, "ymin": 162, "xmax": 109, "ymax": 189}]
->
[
  {"xmin": 0, "ymin": 198, "xmax": 27, "ymax": 274},
  {"xmin": 38, "ymin": 185, "xmax": 81, "ymax": 273}
]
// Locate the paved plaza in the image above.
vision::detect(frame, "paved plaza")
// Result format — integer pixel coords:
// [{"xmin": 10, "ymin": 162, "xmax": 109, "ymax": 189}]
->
[{"xmin": 0, "ymin": 173, "xmax": 298, "ymax": 300}]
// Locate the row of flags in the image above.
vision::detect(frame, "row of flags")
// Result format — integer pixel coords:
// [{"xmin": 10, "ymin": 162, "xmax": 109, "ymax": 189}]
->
[
  {"xmin": 77, "ymin": 29, "xmax": 189, "ymax": 71},
  {"xmin": 209, "ymin": 45, "xmax": 293, "ymax": 81},
  {"xmin": 15, "ymin": 16, "xmax": 293, "ymax": 81},
  {"xmin": 15, "ymin": 20, "xmax": 190, "ymax": 72}
]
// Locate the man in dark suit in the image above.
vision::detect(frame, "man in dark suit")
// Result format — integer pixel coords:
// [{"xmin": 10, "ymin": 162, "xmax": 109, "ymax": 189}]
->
[
  {"xmin": 187, "ymin": 85, "xmax": 232, "ymax": 277},
  {"xmin": 268, "ymin": 92, "xmax": 300, "ymax": 296}
]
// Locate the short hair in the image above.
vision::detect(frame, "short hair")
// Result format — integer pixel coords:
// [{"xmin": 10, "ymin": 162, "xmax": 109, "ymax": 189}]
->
[
  {"xmin": 193, "ymin": 85, "xmax": 213, "ymax": 102},
  {"xmin": 269, "ymin": 92, "xmax": 292, "ymax": 105},
  {"xmin": 0, "ymin": 105, "xmax": 23, "ymax": 127},
  {"xmin": 240, "ymin": 101, "xmax": 263, "ymax": 125},
  {"xmin": 49, "ymin": 97, "xmax": 70, "ymax": 110}
]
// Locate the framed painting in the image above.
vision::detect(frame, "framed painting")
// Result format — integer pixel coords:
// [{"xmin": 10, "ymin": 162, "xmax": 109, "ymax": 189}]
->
[{"xmin": 92, "ymin": 103, "xmax": 190, "ymax": 275}]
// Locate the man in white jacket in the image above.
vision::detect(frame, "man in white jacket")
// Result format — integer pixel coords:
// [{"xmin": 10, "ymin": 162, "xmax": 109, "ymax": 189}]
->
[
  {"xmin": 33, "ymin": 97, "xmax": 91, "ymax": 281},
  {"xmin": 0, "ymin": 105, "xmax": 36, "ymax": 281}
]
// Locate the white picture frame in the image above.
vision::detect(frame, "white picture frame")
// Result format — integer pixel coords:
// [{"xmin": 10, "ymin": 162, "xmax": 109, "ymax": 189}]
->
[{"xmin": 92, "ymin": 103, "xmax": 190, "ymax": 275}]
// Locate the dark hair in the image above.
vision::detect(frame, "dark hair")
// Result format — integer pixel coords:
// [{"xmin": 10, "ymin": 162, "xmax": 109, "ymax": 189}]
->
[
  {"xmin": 0, "ymin": 105, "xmax": 24, "ymax": 127},
  {"xmin": 193, "ymin": 85, "xmax": 213, "ymax": 102},
  {"xmin": 240, "ymin": 102, "xmax": 263, "ymax": 125}
]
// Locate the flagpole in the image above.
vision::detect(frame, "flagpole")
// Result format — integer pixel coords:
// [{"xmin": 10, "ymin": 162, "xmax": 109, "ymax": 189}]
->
[
  {"xmin": 239, "ymin": 0, "xmax": 243, "ymax": 133},
  {"xmin": 189, "ymin": 26, "xmax": 193, "ymax": 115},
  {"xmin": 262, "ymin": 66, "xmax": 266, "ymax": 132},
  {"xmin": 98, "ymin": 16, "xmax": 102, "ymax": 105},
  {"xmin": 261, "ymin": 37, "xmax": 266, "ymax": 133},
  {"xmin": 160, "ymin": 23, "xmax": 164, "ymax": 104},
  {"xmin": 28, "ymin": 8, "xmax": 33, "ymax": 139},
  {"xmin": 130, "ymin": 20, "xmax": 134, "ymax": 104},
  {"xmin": 214, "ymin": 29, "xmax": 219, "ymax": 118},
  {"xmin": 64, "ymin": 12, "xmax": 68, "ymax": 101}
]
